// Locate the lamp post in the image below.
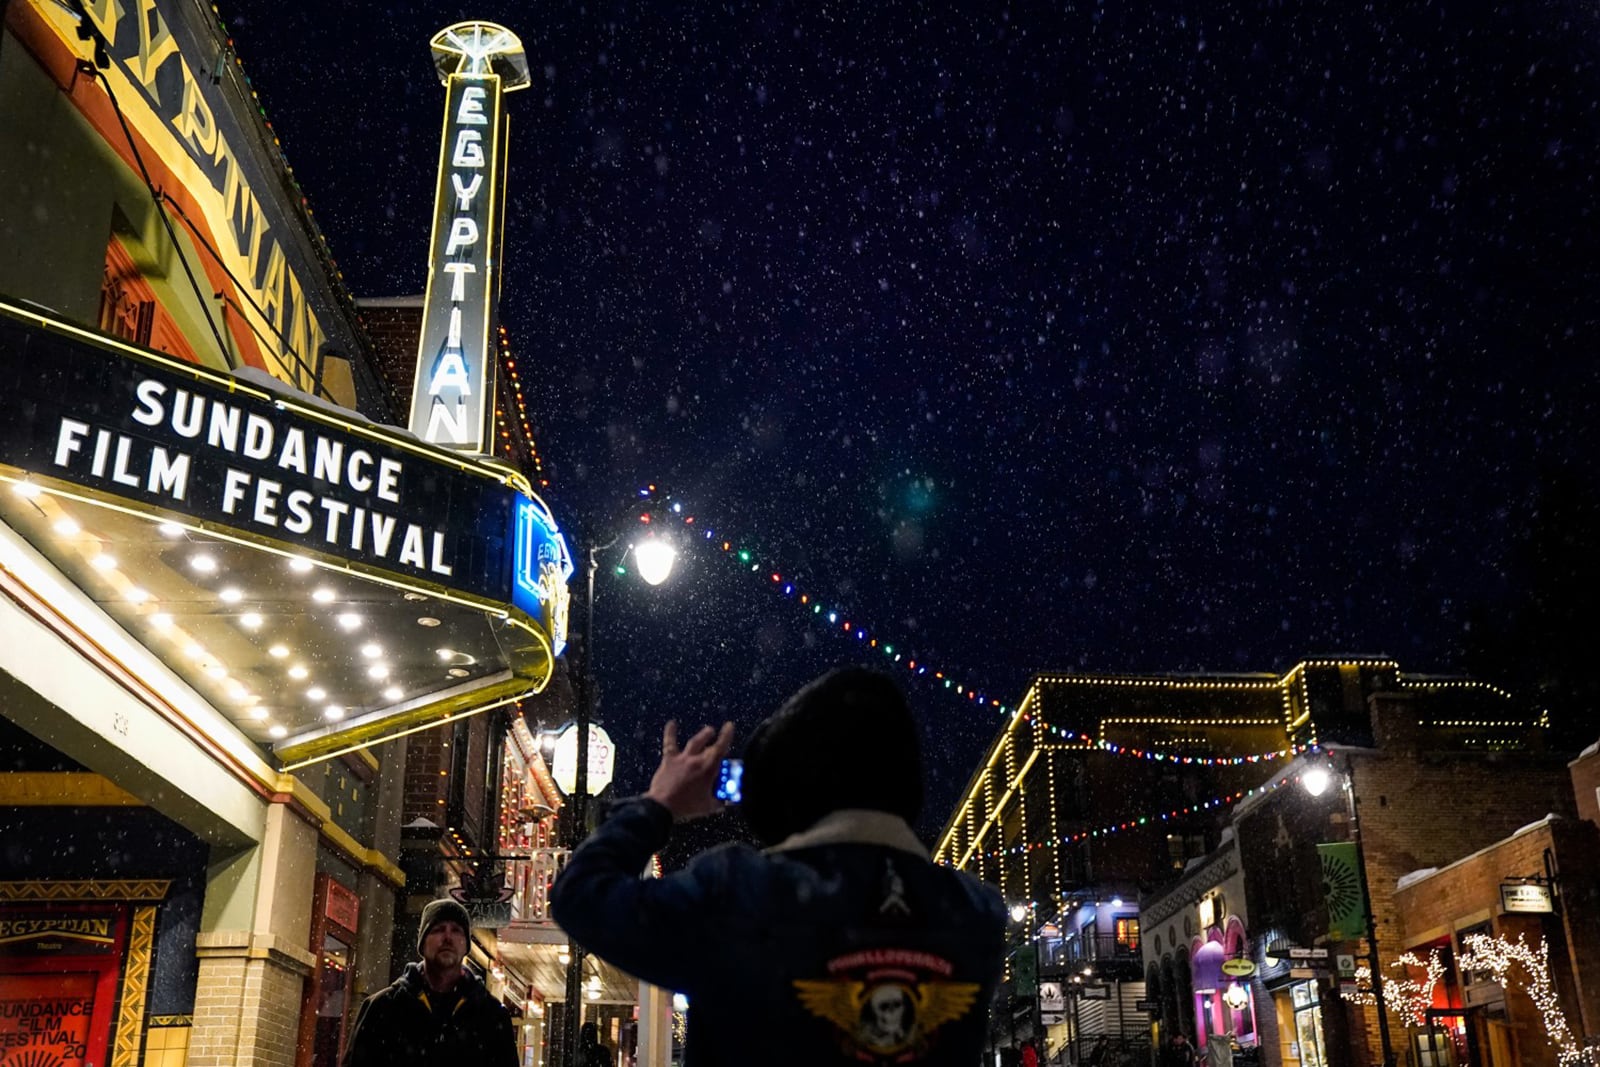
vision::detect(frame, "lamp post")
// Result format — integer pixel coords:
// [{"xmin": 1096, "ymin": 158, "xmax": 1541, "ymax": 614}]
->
[
  {"xmin": 1302, "ymin": 753, "xmax": 1396, "ymax": 1067},
  {"xmin": 560, "ymin": 509, "xmax": 677, "ymax": 1067}
]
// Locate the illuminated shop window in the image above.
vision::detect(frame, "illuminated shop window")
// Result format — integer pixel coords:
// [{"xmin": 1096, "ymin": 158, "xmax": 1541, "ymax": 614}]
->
[{"xmin": 1116, "ymin": 917, "xmax": 1141, "ymax": 953}]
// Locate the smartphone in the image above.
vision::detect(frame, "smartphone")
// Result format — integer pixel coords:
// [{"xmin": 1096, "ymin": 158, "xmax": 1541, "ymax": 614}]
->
[{"xmin": 715, "ymin": 758, "xmax": 744, "ymax": 804}]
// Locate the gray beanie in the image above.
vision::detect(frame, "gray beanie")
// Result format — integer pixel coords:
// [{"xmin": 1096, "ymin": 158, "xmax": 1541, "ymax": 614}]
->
[{"xmin": 417, "ymin": 898, "xmax": 471, "ymax": 955}]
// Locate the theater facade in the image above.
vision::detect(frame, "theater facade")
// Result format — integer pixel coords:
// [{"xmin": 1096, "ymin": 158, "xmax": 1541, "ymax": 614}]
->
[{"xmin": 0, "ymin": 3, "xmax": 568, "ymax": 1067}]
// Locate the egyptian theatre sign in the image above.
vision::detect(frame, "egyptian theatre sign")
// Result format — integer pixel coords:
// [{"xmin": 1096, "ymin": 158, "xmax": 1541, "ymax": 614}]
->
[{"xmin": 409, "ymin": 23, "xmax": 531, "ymax": 453}]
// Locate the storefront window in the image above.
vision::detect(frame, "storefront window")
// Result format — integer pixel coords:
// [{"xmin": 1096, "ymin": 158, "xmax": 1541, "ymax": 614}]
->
[{"xmin": 1290, "ymin": 982, "xmax": 1327, "ymax": 1067}]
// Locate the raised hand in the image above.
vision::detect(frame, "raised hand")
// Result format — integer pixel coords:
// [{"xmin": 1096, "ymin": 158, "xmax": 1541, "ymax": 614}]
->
[{"xmin": 644, "ymin": 719, "xmax": 736, "ymax": 821}]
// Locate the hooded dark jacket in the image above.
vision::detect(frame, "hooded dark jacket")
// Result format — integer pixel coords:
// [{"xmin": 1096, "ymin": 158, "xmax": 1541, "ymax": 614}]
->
[
  {"xmin": 341, "ymin": 961, "xmax": 517, "ymax": 1067},
  {"xmin": 551, "ymin": 796, "xmax": 1006, "ymax": 1066}
]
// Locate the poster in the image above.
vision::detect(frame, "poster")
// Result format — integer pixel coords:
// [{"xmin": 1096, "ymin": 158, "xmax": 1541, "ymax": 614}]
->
[{"xmin": 0, "ymin": 971, "xmax": 97, "ymax": 1066}]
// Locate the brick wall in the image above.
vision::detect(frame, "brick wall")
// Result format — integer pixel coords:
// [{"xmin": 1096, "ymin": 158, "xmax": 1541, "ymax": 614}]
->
[
  {"xmin": 188, "ymin": 952, "xmax": 309, "ymax": 1067},
  {"xmin": 1570, "ymin": 743, "xmax": 1600, "ymax": 828},
  {"xmin": 402, "ymin": 728, "xmax": 448, "ymax": 825},
  {"xmin": 1392, "ymin": 816, "xmax": 1600, "ymax": 1067}
]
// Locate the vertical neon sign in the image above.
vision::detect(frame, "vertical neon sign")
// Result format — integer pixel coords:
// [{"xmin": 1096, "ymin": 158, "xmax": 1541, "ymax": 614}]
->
[{"xmin": 409, "ymin": 23, "xmax": 530, "ymax": 453}]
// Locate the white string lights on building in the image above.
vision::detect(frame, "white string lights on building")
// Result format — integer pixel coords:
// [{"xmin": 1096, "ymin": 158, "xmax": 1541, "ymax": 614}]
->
[
  {"xmin": 1339, "ymin": 948, "xmax": 1447, "ymax": 1027},
  {"xmin": 1458, "ymin": 934, "xmax": 1598, "ymax": 1067}
]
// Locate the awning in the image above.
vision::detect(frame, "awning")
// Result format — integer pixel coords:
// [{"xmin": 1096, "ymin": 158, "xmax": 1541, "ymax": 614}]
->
[{"xmin": 0, "ymin": 299, "xmax": 570, "ymax": 767}]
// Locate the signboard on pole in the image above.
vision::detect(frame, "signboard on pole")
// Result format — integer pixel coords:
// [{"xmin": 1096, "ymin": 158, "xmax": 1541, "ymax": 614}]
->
[
  {"xmin": 1318, "ymin": 842, "xmax": 1369, "ymax": 941},
  {"xmin": 550, "ymin": 723, "xmax": 615, "ymax": 796},
  {"xmin": 1040, "ymin": 982, "xmax": 1065, "ymax": 1014},
  {"xmin": 410, "ymin": 24, "xmax": 531, "ymax": 453},
  {"xmin": 1499, "ymin": 883, "xmax": 1554, "ymax": 915}
]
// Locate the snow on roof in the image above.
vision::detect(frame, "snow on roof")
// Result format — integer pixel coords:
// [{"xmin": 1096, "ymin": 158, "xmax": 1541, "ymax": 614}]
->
[
  {"xmin": 1396, "ymin": 868, "xmax": 1439, "ymax": 891},
  {"xmin": 1395, "ymin": 815, "xmax": 1563, "ymax": 891}
]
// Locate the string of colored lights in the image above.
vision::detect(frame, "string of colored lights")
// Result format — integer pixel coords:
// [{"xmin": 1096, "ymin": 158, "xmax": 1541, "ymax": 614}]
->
[
  {"xmin": 980, "ymin": 767, "xmax": 1312, "ymax": 860},
  {"xmin": 638, "ymin": 495, "xmax": 1317, "ymax": 768}
]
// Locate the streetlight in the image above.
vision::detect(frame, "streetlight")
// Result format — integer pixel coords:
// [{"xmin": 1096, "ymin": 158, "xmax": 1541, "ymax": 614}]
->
[
  {"xmin": 1301, "ymin": 753, "xmax": 1397, "ymax": 1067},
  {"xmin": 561, "ymin": 497, "xmax": 678, "ymax": 1067}
]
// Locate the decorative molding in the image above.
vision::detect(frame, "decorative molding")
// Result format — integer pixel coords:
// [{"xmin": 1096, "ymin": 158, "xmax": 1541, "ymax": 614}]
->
[
  {"xmin": 1141, "ymin": 846, "xmax": 1241, "ymax": 929},
  {"xmin": 111, "ymin": 905, "xmax": 156, "ymax": 1067},
  {"xmin": 147, "ymin": 1015, "xmax": 193, "ymax": 1028},
  {"xmin": 195, "ymin": 930, "xmax": 317, "ymax": 974},
  {"xmin": 0, "ymin": 879, "xmax": 171, "ymax": 902}
]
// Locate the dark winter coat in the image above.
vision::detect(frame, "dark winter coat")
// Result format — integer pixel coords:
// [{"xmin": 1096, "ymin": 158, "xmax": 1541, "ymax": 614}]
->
[
  {"xmin": 341, "ymin": 961, "xmax": 517, "ymax": 1067},
  {"xmin": 550, "ymin": 796, "xmax": 1006, "ymax": 1067}
]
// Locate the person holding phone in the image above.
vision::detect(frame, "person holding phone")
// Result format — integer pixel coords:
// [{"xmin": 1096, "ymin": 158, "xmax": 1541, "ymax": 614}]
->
[{"xmin": 550, "ymin": 666, "xmax": 1006, "ymax": 1066}]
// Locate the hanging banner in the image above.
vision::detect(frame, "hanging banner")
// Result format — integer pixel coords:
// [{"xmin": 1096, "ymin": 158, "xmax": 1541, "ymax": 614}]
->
[{"xmin": 1317, "ymin": 842, "xmax": 1368, "ymax": 942}]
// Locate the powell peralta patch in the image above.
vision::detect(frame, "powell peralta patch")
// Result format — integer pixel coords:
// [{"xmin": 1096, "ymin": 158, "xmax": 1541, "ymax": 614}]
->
[{"xmin": 794, "ymin": 949, "xmax": 980, "ymax": 1062}]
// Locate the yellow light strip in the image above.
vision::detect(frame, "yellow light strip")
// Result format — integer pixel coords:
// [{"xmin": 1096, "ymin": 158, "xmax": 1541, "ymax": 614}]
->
[
  {"xmin": 0, "ymin": 476, "xmax": 526, "ymax": 621},
  {"xmin": 279, "ymin": 688, "xmax": 537, "ymax": 773},
  {"xmin": 951, "ymin": 748, "xmax": 1040, "ymax": 871}
]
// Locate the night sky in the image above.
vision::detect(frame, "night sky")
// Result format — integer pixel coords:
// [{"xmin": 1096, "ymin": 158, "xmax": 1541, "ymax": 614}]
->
[{"xmin": 223, "ymin": 0, "xmax": 1598, "ymax": 836}]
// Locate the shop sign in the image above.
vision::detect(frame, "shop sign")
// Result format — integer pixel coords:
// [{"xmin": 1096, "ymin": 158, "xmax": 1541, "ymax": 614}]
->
[
  {"xmin": 0, "ymin": 912, "xmax": 119, "ymax": 957},
  {"xmin": 549, "ymin": 723, "xmax": 616, "ymax": 796},
  {"xmin": 450, "ymin": 873, "xmax": 513, "ymax": 930},
  {"xmin": 324, "ymin": 881, "xmax": 361, "ymax": 933},
  {"xmin": 1222, "ymin": 959, "xmax": 1258, "ymax": 978},
  {"xmin": 0, "ymin": 308, "xmax": 524, "ymax": 604},
  {"xmin": 1288, "ymin": 948, "xmax": 1330, "ymax": 961},
  {"xmin": 1040, "ymin": 982, "xmax": 1065, "ymax": 1013},
  {"xmin": 410, "ymin": 71, "xmax": 505, "ymax": 452},
  {"xmin": 1499, "ymin": 882, "xmax": 1553, "ymax": 915}
]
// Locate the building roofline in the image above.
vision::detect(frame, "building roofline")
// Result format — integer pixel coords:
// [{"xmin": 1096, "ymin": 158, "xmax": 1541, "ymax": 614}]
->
[{"xmin": 1392, "ymin": 814, "xmax": 1569, "ymax": 893}]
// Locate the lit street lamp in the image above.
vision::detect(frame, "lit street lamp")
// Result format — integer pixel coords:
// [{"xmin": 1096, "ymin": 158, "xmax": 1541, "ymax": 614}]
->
[
  {"xmin": 561, "ymin": 498, "xmax": 678, "ymax": 1067},
  {"xmin": 1302, "ymin": 752, "xmax": 1397, "ymax": 1067}
]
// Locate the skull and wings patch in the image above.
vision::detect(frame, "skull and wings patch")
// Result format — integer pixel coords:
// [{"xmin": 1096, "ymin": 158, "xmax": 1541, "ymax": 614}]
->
[{"xmin": 794, "ymin": 948, "xmax": 980, "ymax": 1061}]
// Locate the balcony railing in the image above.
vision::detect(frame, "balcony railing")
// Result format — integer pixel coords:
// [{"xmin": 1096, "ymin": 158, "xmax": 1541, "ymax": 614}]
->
[
  {"xmin": 499, "ymin": 847, "xmax": 570, "ymax": 924},
  {"xmin": 1043, "ymin": 933, "xmax": 1142, "ymax": 969}
]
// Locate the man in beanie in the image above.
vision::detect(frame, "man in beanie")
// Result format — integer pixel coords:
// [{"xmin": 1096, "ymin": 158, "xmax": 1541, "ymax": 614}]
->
[
  {"xmin": 551, "ymin": 666, "xmax": 1006, "ymax": 1065},
  {"xmin": 341, "ymin": 898, "xmax": 517, "ymax": 1067}
]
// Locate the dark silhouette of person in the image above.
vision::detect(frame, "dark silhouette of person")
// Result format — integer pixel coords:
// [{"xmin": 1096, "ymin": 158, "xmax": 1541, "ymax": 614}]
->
[{"xmin": 551, "ymin": 667, "xmax": 1007, "ymax": 1065}]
